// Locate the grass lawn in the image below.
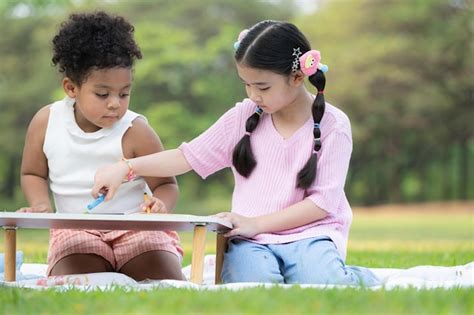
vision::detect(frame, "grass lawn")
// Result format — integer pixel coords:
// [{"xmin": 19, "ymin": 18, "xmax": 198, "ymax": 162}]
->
[{"xmin": 1, "ymin": 202, "xmax": 473, "ymax": 314}]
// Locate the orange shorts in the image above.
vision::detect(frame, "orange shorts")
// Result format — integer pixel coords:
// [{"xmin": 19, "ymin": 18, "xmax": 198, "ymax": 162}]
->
[{"xmin": 47, "ymin": 229, "xmax": 183, "ymax": 276}]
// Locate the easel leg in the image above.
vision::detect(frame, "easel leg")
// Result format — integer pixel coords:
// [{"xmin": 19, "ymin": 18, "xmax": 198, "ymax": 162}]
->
[
  {"xmin": 4, "ymin": 227, "xmax": 17, "ymax": 282},
  {"xmin": 215, "ymin": 234, "xmax": 227, "ymax": 284},
  {"xmin": 190, "ymin": 225, "xmax": 206, "ymax": 284}
]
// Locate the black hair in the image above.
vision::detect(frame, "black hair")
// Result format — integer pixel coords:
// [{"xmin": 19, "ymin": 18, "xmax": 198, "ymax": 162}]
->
[
  {"xmin": 232, "ymin": 20, "xmax": 326, "ymax": 189},
  {"xmin": 52, "ymin": 11, "xmax": 142, "ymax": 85}
]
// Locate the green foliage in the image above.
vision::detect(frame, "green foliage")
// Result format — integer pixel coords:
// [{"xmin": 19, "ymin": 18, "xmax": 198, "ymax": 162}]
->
[
  {"xmin": 0, "ymin": 0, "xmax": 472, "ymax": 210},
  {"xmin": 297, "ymin": 0, "xmax": 473, "ymax": 204}
]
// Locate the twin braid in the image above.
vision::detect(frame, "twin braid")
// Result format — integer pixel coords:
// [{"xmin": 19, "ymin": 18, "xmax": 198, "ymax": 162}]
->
[
  {"xmin": 296, "ymin": 69, "xmax": 325, "ymax": 188},
  {"xmin": 232, "ymin": 69, "xmax": 326, "ymax": 189},
  {"xmin": 232, "ymin": 107, "xmax": 263, "ymax": 177}
]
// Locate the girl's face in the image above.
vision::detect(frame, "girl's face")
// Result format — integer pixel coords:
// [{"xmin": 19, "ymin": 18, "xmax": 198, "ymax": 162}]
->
[
  {"xmin": 63, "ymin": 67, "xmax": 132, "ymax": 132},
  {"xmin": 236, "ymin": 63, "xmax": 301, "ymax": 114}
]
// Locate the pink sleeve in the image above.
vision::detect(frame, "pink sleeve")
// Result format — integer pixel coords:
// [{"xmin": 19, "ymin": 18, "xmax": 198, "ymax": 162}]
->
[
  {"xmin": 305, "ymin": 129, "xmax": 352, "ymax": 214},
  {"xmin": 179, "ymin": 107, "xmax": 239, "ymax": 179}
]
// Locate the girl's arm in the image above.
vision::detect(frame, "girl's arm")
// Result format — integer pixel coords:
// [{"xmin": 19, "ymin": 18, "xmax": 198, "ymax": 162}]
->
[
  {"xmin": 94, "ymin": 104, "xmax": 237, "ymax": 201},
  {"xmin": 215, "ymin": 199, "xmax": 328, "ymax": 238},
  {"xmin": 93, "ymin": 148, "xmax": 192, "ymax": 201},
  {"xmin": 18, "ymin": 106, "xmax": 53, "ymax": 213},
  {"xmin": 218, "ymin": 127, "xmax": 352, "ymax": 238},
  {"xmin": 122, "ymin": 117, "xmax": 181, "ymax": 212}
]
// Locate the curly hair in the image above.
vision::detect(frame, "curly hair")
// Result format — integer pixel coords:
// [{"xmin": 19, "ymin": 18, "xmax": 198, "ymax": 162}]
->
[{"xmin": 52, "ymin": 11, "xmax": 142, "ymax": 85}]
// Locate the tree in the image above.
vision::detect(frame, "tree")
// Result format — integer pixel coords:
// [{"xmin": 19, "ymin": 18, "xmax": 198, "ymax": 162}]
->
[{"xmin": 297, "ymin": 0, "xmax": 473, "ymax": 204}]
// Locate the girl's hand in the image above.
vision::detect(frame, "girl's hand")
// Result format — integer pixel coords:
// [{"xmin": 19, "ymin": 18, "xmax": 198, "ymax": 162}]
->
[
  {"xmin": 214, "ymin": 212, "xmax": 261, "ymax": 238},
  {"xmin": 92, "ymin": 161, "xmax": 129, "ymax": 201},
  {"xmin": 17, "ymin": 204, "xmax": 52, "ymax": 213},
  {"xmin": 140, "ymin": 196, "xmax": 167, "ymax": 214}
]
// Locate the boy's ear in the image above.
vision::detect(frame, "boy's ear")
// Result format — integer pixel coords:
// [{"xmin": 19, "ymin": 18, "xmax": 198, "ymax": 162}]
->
[
  {"xmin": 290, "ymin": 70, "xmax": 305, "ymax": 86},
  {"xmin": 62, "ymin": 77, "xmax": 78, "ymax": 98}
]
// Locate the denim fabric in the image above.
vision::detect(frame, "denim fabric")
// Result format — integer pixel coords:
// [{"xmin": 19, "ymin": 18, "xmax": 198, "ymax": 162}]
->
[{"xmin": 222, "ymin": 237, "xmax": 380, "ymax": 286}]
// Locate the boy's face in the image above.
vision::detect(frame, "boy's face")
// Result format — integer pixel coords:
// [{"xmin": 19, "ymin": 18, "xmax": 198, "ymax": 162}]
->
[
  {"xmin": 236, "ymin": 63, "xmax": 301, "ymax": 114},
  {"xmin": 63, "ymin": 67, "xmax": 132, "ymax": 132}
]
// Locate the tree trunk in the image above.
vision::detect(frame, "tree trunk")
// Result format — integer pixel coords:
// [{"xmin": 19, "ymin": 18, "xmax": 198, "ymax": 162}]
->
[
  {"xmin": 458, "ymin": 136, "xmax": 469, "ymax": 200},
  {"xmin": 2, "ymin": 155, "xmax": 18, "ymax": 199},
  {"xmin": 417, "ymin": 164, "xmax": 427, "ymax": 202},
  {"xmin": 387, "ymin": 134, "xmax": 401, "ymax": 203},
  {"xmin": 441, "ymin": 149, "xmax": 451, "ymax": 200}
]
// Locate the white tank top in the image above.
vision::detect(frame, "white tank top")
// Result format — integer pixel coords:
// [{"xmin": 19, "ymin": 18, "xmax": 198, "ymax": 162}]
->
[{"xmin": 43, "ymin": 96, "xmax": 151, "ymax": 214}]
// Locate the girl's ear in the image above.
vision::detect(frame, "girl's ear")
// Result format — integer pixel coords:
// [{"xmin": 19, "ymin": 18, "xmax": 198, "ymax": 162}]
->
[
  {"xmin": 62, "ymin": 77, "xmax": 78, "ymax": 98},
  {"xmin": 290, "ymin": 70, "xmax": 305, "ymax": 86}
]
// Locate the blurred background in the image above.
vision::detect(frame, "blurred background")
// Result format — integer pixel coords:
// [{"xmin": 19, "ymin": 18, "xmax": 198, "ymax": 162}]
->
[{"xmin": 0, "ymin": 0, "xmax": 472, "ymax": 214}]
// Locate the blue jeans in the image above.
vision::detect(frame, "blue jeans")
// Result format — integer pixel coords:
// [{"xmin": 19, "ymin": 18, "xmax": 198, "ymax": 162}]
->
[{"xmin": 221, "ymin": 237, "xmax": 380, "ymax": 286}]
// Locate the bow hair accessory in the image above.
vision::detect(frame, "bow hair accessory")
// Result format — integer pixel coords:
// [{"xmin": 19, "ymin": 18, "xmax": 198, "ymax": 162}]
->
[{"xmin": 299, "ymin": 50, "xmax": 329, "ymax": 76}]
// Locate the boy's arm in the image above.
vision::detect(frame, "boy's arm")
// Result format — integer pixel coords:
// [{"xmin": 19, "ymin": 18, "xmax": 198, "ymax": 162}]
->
[
  {"xmin": 94, "ymin": 105, "xmax": 239, "ymax": 200},
  {"xmin": 122, "ymin": 117, "xmax": 183, "ymax": 212},
  {"xmin": 18, "ymin": 106, "xmax": 53, "ymax": 212}
]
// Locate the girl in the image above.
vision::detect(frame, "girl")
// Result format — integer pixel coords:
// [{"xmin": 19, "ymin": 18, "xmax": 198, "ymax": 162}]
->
[
  {"xmin": 18, "ymin": 11, "xmax": 184, "ymax": 281},
  {"xmin": 92, "ymin": 20, "xmax": 379, "ymax": 285}
]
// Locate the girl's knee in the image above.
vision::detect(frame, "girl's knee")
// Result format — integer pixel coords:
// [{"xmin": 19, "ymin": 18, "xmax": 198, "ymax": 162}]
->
[
  {"xmin": 221, "ymin": 261, "xmax": 283, "ymax": 283},
  {"xmin": 222, "ymin": 240, "xmax": 283, "ymax": 283},
  {"xmin": 285, "ymin": 238, "xmax": 351, "ymax": 284}
]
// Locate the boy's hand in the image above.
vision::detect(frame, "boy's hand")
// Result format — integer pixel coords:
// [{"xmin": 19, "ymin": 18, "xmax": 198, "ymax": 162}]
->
[
  {"xmin": 140, "ymin": 196, "xmax": 167, "ymax": 214},
  {"xmin": 17, "ymin": 204, "xmax": 52, "ymax": 213},
  {"xmin": 92, "ymin": 161, "xmax": 129, "ymax": 201},
  {"xmin": 214, "ymin": 212, "xmax": 261, "ymax": 238}
]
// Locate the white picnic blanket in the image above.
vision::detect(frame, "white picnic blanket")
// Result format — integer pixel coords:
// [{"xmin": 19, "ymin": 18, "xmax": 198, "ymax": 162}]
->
[{"xmin": 1, "ymin": 255, "xmax": 473, "ymax": 291}]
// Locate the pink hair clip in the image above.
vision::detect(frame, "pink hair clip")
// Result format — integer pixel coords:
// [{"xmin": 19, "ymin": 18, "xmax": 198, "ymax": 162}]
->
[
  {"xmin": 238, "ymin": 29, "xmax": 249, "ymax": 42},
  {"xmin": 299, "ymin": 50, "xmax": 321, "ymax": 76},
  {"xmin": 233, "ymin": 29, "xmax": 249, "ymax": 50}
]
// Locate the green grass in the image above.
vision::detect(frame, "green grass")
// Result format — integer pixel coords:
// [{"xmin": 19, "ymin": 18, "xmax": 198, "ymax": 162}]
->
[
  {"xmin": 1, "ymin": 287, "xmax": 472, "ymax": 315},
  {"xmin": 1, "ymin": 210, "xmax": 473, "ymax": 314}
]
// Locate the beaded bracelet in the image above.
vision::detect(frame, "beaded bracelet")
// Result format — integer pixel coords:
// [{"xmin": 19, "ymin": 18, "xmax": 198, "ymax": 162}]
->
[{"xmin": 121, "ymin": 158, "xmax": 136, "ymax": 182}]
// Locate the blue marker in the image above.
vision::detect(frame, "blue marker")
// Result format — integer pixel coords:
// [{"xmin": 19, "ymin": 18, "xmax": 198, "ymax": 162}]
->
[{"xmin": 87, "ymin": 194, "xmax": 105, "ymax": 212}]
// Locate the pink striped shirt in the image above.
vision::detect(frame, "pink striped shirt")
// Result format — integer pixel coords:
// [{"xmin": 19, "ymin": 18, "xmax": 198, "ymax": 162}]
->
[{"xmin": 179, "ymin": 98, "xmax": 353, "ymax": 260}]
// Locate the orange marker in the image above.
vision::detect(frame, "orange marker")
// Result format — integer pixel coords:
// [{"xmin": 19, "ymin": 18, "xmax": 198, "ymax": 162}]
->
[{"xmin": 143, "ymin": 193, "xmax": 151, "ymax": 214}]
